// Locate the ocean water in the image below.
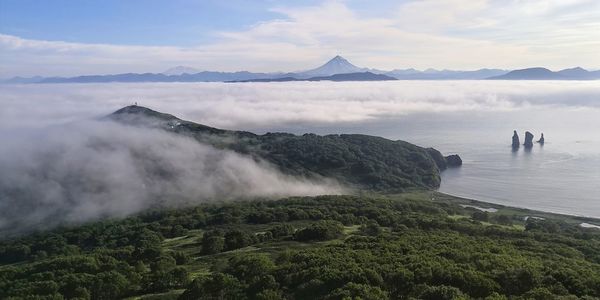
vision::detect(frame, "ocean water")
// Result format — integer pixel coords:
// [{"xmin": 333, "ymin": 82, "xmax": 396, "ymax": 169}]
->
[
  {"xmin": 1, "ymin": 81, "xmax": 599, "ymax": 217},
  {"xmin": 261, "ymin": 109, "xmax": 600, "ymax": 218}
]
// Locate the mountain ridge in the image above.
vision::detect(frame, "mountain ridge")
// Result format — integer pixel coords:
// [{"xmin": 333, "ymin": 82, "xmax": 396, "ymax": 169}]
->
[
  {"xmin": 4, "ymin": 56, "xmax": 599, "ymax": 83},
  {"xmin": 230, "ymin": 71, "xmax": 397, "ymax": 82},
  {"xmin": 488, "ymin": 67, "xmax": 600, "ymax": 80},
  {"xmin": 108, "ymin": 105, "xmax": 461, "ymax": 191}
]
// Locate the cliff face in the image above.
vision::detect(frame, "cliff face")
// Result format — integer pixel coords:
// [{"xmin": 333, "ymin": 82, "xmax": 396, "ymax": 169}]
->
[{"xmin": 109, "ymin": 106, "xmax": 461, "ymax": 191}]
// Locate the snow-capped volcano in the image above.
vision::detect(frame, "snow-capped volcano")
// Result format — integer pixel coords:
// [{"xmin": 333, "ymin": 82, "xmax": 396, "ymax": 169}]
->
[{"xmin": 298, "ymin": 55, "xmax": 366, "ymax": 77}]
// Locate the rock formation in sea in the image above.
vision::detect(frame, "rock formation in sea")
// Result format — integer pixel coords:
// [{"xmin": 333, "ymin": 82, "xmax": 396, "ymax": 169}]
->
[
  {"xmin": 445, "ymin": 154, "xmax": 463, "ymax": 167},
  {"xmin": 426, "ymin": 148, "xmax": 462, "ymax": 169},
  {"xmin": 537, "ymin": 133, "xmax": 545, "ymax": 144},
  {"xmin": 512, "ymin": 130, "xmax": 520, "ymax": 149},
  {"xmin": 524, "ymin": 131, "xmax": 534, "ymax": 148}
]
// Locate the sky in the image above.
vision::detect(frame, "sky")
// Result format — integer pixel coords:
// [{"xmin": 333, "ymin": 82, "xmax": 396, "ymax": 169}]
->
[{"xmin": 1, "ymin": 0, "xmax": 599, "ymax": 77}]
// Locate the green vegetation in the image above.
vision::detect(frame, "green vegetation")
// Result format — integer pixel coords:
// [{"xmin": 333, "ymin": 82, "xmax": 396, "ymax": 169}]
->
[
  {"xmin": 2, "ymin": 107, "xmax": 597, "ymax": 299},
  {"xmin": 2, "ymin": 192, "xmax": 599, "ymax": 299},
  {"xmin": 110, "ymin": 106, "xmax": 451, "ymax": 190}
]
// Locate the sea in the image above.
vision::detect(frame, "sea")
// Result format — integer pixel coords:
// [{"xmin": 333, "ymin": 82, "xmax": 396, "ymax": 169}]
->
[
  {"xmin": 264, "ymin": 105, "xmax": 600, "ymax": 218},
  {"xmin": 1, "ymin": 81, "xmax": 599, "ymax": 218}
]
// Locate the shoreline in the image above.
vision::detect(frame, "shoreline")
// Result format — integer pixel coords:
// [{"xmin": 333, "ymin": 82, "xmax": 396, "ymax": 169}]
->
[{"xmin": 430, "ymin": 190, "xmax": 600, "ymax": 227}]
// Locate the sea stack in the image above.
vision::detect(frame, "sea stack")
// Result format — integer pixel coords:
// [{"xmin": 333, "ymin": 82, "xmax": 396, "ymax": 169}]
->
[
  {"xmin": 445, "ymin": 154, "xmax": 463, "ymax": 167},
  {"xmin": 524, "ymin": 131, "xmax": 534, "ymax": 148},
  {"xmin": 537, "ymin": 133, "xmax": 545, "ymax": 145},
  {"xmin": 512, "ymin": 130, "xmax": 520, "ymax": 149}
]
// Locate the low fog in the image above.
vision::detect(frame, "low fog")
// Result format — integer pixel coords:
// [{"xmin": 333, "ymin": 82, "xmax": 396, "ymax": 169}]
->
[
  {"xmin": 0, "ymin": 120, "xmax": 343, "ymax": 236},
  {"xmin": 1, "ymin": 81, "xmax": 599, "ymax": 130}
]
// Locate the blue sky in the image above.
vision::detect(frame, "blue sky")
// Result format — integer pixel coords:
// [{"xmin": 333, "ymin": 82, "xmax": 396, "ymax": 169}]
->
[
  {"xmin": 0, "ymin": 0, "xmax": 291, "ymax": 46},
  {"xmin": 1, "ymin": 0, "xmax": 599, "ymax": 76},
  {"xmin": 0, "ymin": 0, "xmax": 405, "ymax": 45}
]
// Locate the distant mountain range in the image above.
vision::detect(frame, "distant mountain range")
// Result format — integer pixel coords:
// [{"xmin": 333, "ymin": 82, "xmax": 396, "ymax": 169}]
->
[
  {"xmin": 232, "ymin": 71, "xmax": 396, "ymax": 82},
  {"xmin": 3, "ymin": 56, "xmax": 599, "ymax": 83},
  {"xmin": 26, "ymin": 71, "xmax": 278, "ymax": 84},
  {"xmin": 488, "ymin": 67, "xmax": 600, "ymax": 80}
]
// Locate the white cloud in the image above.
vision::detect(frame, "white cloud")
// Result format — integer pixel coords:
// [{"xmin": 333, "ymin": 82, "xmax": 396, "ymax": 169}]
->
[
  {"xmin": 0, "ymin": 119, "xmax": 344, "ymax": 235},
  {"xmin": 1, "ymin": 81, "xmax": 598, "ymax": 131},
  {"xmin": 1, "ymin": 0, "xmax": 599, "ymax": 77}
]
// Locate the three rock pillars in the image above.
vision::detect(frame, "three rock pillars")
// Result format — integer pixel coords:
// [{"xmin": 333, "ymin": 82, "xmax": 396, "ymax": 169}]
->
[{"xmin": 512, "ymin": 130, "xmax": 544, "ymax": 150}]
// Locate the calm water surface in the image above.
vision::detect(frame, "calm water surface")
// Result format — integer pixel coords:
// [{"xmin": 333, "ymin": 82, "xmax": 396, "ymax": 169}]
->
[
  {"xmin": 409, "ymin": 111, "xmax": 599, "ymax": 218},
  {"xmin": 255, "ymin": 104, "xmax": 600, "ymax": 218}
]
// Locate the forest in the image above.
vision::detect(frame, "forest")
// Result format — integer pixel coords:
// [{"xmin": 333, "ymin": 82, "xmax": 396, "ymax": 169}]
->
[{"xmin": 1, "ymin": 192, "xmax": 599, "ymax": 299}]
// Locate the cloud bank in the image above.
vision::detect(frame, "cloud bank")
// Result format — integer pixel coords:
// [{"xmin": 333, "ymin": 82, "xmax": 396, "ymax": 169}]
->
[
  {"xmin": 0, "ymin": 120, "xmax": 343, "ymax": 236},
  {"xmin": 1, "ymin": 81, "xmax": 599, "ymax": 130}
]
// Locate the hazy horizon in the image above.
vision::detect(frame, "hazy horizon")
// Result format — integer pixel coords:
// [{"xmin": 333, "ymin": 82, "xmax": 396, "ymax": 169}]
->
[
  {"xmin": 3, "ymin": 54, "xmax": 600, "ymax": 80},
  {"xmin": 1, "ymin": 0, "xmax": 600, "ymax": 77}
]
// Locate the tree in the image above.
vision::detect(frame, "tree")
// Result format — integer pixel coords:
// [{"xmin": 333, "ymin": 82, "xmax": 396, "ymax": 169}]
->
[
  {"xmin": 224, "ymin": 229, "xmax": 254, "ymax": 251},
  {"xmin": 472, "ymin": 211, "xmax": 489, "ymax": 222},
  {"xmin": 172, "ymin": 251, "xmax": 190, "ymax": 265},
  {"xmin": 361, "ymin": 220, "xmax": 383, "ymax": 236},
  {"xmin": 498, "ymin": 268, "xmax": 540, "ymax": 295},
  {"xmin": 201, "ymin": 230, "xmax": 224, "ymax": 255},
  {"xmin": 419, "ymin": 285, "xmax": 468, "ymax": 300},
  {"xmin": 225, "ymin": 254, "xmax": 275, "ymax": 281},
  {"xmin": 326, "ymin": 282, "xmax": 389, "ymax": 300},
  {"xmin": 255, "ymin": 289, "xmax": 284, "ymax": 300},
  {"xmin": 522, "ymin": 288, "xmax": 556, "ymax": 300},
  {"xmin": 269, "ymin": 224, "xmax": 295, "ymax": 238},
  {"xmin": 294, "ymin": 221, "xmax": 343, "ymax": 242},
  {"xmin": 178, "ymin": 273, "xmax": 247, "ymax": 300},
  {"xmin": 494, "ymin": 215, "xmax": 513, "ymax": 226},
  {"xmin": 89, "ymin": 271, "xmax": 129, "ymax": 300}
]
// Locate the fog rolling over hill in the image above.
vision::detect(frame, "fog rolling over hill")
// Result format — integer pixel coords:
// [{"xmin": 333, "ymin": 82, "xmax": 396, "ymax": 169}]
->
[
  {"xmin": 0, "ymin": 105, "xmax": 459, "ymax": 236},
  {"xmin": 0, "ymin": 117, "xmax": 342, "ymax": 236}
]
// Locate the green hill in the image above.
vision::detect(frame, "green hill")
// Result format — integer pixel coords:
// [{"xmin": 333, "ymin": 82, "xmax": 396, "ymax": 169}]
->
[{"xmin": 109, "ymin": 105, "xmax": 460, "ymax": 191}]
